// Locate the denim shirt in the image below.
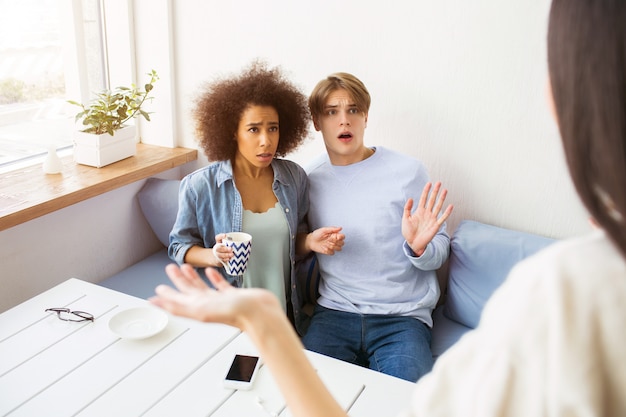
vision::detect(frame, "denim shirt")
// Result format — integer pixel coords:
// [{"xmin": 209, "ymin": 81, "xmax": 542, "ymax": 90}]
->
[{"xmin": 169, "ymin": 158, "xmax": 310, "ymax": 330}]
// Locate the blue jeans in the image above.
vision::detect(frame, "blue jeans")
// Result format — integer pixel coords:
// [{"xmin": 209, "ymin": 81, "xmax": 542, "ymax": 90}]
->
[{"xmin": 302, "ymin": 305, "xmax": 433, "ymax": 382}]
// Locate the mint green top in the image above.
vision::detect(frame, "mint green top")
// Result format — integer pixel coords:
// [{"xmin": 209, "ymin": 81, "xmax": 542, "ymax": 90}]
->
[{"xmin": 242, "ymin": 202, "xmax": 290, "ymax": 311}]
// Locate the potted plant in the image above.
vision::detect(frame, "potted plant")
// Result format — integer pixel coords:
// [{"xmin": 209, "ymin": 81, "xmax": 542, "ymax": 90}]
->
[{"xmin": 68, "ymin": 70, "xmax": 158, "ymax": 167}]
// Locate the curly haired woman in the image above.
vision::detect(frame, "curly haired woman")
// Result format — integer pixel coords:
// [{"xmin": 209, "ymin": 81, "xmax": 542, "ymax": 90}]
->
[{"xmin": 169, "ymin": 62, "xmax": 343, "ymax": 330}]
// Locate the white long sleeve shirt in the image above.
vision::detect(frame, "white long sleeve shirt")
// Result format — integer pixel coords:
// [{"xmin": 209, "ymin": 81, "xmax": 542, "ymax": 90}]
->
[
  {"xmin": 402, "ymin": 229, "xmax": 626, "ymax": 416},
  {"xmin": 306, "ymin": 147, "xmax": 450, "ymax": 326}
]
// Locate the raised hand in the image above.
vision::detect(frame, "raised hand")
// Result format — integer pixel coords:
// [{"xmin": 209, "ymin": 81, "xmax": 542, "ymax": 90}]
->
[{"xmin": 402, "ymin": 182, "xmax": 453, "ymax": 257}]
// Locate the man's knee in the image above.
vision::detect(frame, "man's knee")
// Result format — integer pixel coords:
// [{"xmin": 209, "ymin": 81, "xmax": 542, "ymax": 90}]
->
[
  {"xmin": 372, "ymin": 350, "xmax": 433, "ymax": 382},
  {"xmin": 367, "ymin": 318, "xmax": 434, "ymax": 382}
]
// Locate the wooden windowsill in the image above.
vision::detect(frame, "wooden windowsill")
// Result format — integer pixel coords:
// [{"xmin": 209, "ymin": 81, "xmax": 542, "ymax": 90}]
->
[{"xmin": 0, "ymin": 143, "xmax": 197, "ymax": 231}]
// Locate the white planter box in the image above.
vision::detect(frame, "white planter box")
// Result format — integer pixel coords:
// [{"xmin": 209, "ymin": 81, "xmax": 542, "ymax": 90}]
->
[{"xmin": 73, "ymin": 125, "xmax": 137, "ymax": 168}]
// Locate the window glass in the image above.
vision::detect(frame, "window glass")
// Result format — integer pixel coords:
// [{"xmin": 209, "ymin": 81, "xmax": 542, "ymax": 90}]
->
[{"xmin": 0, "ymin": 0, "xmax": 105, "ymax": 170}]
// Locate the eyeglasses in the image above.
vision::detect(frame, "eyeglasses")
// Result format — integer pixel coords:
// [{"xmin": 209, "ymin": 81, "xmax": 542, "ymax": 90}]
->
[{"xmin": 45, "ymin": 308, "xmax": 94, "ymax": 322}]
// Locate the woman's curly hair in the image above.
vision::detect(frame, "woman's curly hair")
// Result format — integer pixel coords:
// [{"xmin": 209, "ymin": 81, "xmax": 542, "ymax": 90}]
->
[{"xmin": 193, "ymin": 61, "xmax": 311, "ymax": 161}]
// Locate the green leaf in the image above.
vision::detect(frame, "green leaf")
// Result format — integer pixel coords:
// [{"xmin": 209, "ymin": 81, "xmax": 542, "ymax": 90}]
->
[
  {"xmin": 139, "ymin": 109, "xmax": 151, "ymax": 121},
  {"xmin": 69, "ymin": 70, "xmax": 158, "ymax": 135}
]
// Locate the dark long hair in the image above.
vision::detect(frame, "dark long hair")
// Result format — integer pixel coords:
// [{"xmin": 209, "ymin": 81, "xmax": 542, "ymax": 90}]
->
[{"xmin": 548, "ymin": 0, "xmax": 626, "ymax": 257}]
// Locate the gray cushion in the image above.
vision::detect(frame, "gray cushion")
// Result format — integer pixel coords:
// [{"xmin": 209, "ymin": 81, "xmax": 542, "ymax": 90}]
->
[
  {"xmin": 137, "ymin": 178, "xmax": 181, "ymax": 247},
  {"xmin": 98, "ymin": 250, "xmax": 173, "ymax": 299},
  {"xmin": 443, "ymin": 220, "xmax": 555, "ymax": 329},
  {"xmin": 430, "ymin": 305, "xmax": 472, "ymax": 359}
]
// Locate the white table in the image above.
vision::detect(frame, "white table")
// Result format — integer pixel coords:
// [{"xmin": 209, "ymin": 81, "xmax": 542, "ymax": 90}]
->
[{"xmin": 0, "ymin": 279, "xmax": 415, "ymax": 416}]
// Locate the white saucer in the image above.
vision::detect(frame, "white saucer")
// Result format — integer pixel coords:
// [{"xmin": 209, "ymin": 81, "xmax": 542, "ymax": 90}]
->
[{"xmin": 109, "ymin": 307, "xmax": 168, "ymax": 339}]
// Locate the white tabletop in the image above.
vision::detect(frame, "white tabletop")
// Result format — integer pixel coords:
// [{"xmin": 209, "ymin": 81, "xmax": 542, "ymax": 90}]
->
[{"xmin": 0, "ymin": 278, "xmax": 415, "ymax": 417}]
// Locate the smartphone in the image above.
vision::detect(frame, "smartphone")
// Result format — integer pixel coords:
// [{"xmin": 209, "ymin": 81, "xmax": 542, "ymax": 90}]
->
[{"xmin": 223, "ymin": 354, "xmax": 262, "ymax": 390}]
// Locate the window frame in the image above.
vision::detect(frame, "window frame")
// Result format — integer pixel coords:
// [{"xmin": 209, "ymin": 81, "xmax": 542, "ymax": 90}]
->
[{"xmin": 0, "ymin": 0, "xmax": 134, "ymax": 173}]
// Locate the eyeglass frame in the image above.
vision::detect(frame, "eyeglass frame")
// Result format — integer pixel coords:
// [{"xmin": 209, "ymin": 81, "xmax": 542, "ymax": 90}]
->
[{"xmin": 45, "ymin": 307, "xmax": 94, "ymax": 322}]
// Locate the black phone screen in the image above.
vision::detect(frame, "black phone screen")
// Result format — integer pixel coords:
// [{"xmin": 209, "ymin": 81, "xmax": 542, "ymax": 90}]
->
[{"xmin": 226, "ymin": 355, "xmax": 259, "ymax": 382}]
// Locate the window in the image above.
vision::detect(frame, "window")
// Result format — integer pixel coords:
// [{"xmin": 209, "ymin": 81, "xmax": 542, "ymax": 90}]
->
[{"xmin": 0, "ymin": 0, "xmax": 107, "ymax": 171}]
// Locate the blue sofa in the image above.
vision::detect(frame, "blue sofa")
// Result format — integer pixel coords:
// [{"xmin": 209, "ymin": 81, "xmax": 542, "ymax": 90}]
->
[
  {"xmin": 99, "ymin": 178, "xmax": 556, "ymax": 358},
  {"xmin": 98, "ymin": 178, "xmax": 181, "ymax": 298},
  {"xmin": 430, "ymin": 220, "xmax": 555, "ymax": 358}
]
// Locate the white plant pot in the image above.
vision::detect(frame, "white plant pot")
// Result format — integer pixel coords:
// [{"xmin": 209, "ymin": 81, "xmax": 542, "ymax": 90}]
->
[{"xmin": 73, "ymin": 125, "xmax": 137, "ymax": 168}]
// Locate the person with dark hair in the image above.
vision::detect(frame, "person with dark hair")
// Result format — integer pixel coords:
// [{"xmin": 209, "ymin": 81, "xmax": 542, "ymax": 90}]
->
[
  {"xmin": 168, "ymin": 61, "xmax": 343, "ymax": 329},
  {"xmin": 152, "ymin": 1, "xmax": 626, "ymax": 414}
]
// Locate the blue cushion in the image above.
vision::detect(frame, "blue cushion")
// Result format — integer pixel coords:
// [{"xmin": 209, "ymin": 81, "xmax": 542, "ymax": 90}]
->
[
  {"xmin": 443, "ymin": 220, "xmax": 555, "ymax": 329},
  {"xmin": 99, "ymin": 250, "xmax": 174, "ymax": 299},
  {"xmin": 137, "ymin": 178, "xmax": 181, "ymax": 247},
  {"xmin": 430, "ymin": 305, "xmax": 472, "ymax": 359}
]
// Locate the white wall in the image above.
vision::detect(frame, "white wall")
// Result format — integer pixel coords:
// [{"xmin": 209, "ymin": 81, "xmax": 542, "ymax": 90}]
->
[
  {"xmin": 1, "ymin": 0, "xmax": 591, "ymax": 312},
  {"xmin": 166, "ymin": 0, "xmax": 589, "ymax": 237}
]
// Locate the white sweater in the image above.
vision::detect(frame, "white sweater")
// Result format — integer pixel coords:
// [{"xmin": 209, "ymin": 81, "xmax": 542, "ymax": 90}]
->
[
  {"xmin": 306, "ymin": 147, "xmax": 450, "ymax": 325},
  {"xmin": 403, "ymin": 230, "xmax": 626, "ymax": 416}
]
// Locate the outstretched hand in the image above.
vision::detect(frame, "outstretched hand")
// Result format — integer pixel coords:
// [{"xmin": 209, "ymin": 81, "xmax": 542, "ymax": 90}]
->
[
  {"xmin": 152, "ymin": 264, "xmax": 347, "ymax": 417},
  {"xmin": 149, "ymin": 264, "xmax": 278, "ymax": 331},
  {"xmin": 402, "ymin": 182, "xmax": 453, "ymax": 257},
  {"xmin": 307, "ymin": 226, "xmax": 345, "ymax": 255}
]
